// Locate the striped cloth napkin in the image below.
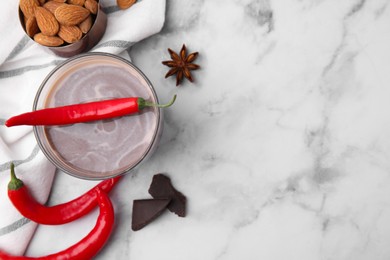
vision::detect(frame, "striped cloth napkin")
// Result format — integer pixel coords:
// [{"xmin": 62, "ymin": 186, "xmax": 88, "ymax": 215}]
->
[{"xmin": 0, "ymin": 0, "xmax": 165, "ymax": 256}]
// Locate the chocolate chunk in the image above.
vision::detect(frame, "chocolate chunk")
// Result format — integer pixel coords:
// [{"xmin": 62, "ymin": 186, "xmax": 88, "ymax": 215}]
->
[
  {"xmin": 132, "ymin": 199, "xmax": 171, "ymax": 231},
  {"xmin": 148, "ymin": 174, "xmax": 187, "ymax": 217}
]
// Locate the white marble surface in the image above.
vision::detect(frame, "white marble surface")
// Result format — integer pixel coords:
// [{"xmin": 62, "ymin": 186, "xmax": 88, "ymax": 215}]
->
[{"xmin": 27, "ymin": 0, "xmax": 390, "ymax": 259}]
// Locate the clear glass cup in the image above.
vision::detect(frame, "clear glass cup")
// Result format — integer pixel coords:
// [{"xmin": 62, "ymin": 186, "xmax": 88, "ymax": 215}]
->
[{"xmin": 33, "ymin": 53, "xmax": 163, "ymax": 179}]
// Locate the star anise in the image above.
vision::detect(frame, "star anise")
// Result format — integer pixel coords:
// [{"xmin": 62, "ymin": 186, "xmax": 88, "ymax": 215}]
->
[{"xmin": 162, "ymin": 44, "xmax": 200, "ymax": 86}]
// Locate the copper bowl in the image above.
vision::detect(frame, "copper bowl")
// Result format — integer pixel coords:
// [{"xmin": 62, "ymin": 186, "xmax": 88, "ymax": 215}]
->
[{"xmin": 19, "ymin": 1, "xmax": 107, "ymax": 57}]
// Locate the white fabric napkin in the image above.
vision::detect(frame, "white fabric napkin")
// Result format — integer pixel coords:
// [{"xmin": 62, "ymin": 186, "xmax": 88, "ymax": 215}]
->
[{"xmin": 0, "ymin": 0, "xmax": 166, "ymax": 256}]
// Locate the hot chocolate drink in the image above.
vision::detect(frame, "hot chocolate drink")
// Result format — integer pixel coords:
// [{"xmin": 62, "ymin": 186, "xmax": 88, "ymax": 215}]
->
[{"xmin": 34, "ymin": 53, "xmax": 161, "ymax": 179}]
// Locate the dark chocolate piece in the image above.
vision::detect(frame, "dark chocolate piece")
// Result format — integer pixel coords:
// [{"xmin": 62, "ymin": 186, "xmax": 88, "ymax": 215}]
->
[
  {"xmin": 148, "ymin": 174, "xmax": 187, "ymax": 217},
  {"xmin": 132, "ymin": 199, "xmax": 171, "ymax": 231}
]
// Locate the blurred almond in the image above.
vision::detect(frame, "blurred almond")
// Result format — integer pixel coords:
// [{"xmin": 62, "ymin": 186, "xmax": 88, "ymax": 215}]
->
[
  {"xmin": 84, "ymin": 0, "xmax": 98, "ymax": 14},
  {"xmin": 43, "ymin": 1, "xmax": 62, "ymax": 14},
  {"xmin": 117, "ymin": 0, "xmax": 136, "ymax": 10},
  {"xmin": 20, "ymin": 0, "xmax": 40, "ymax": 18},
  {"xmin": 38, "ymin": 0, "xmax": 46, "ymax": 4},
  {"xmin": 68, "ymin": 0, "xmax": 85, "ymax": 6},
  {"xmin": 34, "ymin": 33, "xmax": 64, "ymax": 46},
  {"xmin": 35, "ymin": 6, "xmax": 59, "ymax": 36},
  {"xmin": 58, "ymin": 25, "xmax": 82, "ymax": 43},
  {"xmin": 25, "ymin": 16, "xmax": 40, "ymax": 37},
  {"xmin": 78, "ymin": 15, "xmax": 92, "ymax": 34},
  {"xmin": 51, "ymin": 0, "xmax": 66, "ymax": 2},
  {"xmin": 55, "ymin": 4, "xmax": 90, "ymax": 26}
]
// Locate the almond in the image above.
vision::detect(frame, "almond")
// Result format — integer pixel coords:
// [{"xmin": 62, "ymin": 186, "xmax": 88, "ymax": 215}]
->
[
  {"xmin": 35, "ymin": 6, "xmax": 59, "ymax": 36},
  {"xmin": 51, "ymin": 0, "xmax": 66, "ymax": 2},
  {"xmin": 117, "ymin": 0, "xmax": 136, "ymax": 10},
  {"xmin": 34, "ymin": 33, "xmax": 64, "ymax": 46},
  {"xmin": 55, "ymin": 4, "xmax": 90, "ymax": 26},
  {"xmin": 67, "ymin": 0, "xmax": 85, "ymax": 6},
  {"xmin": 84, "ymin": 0, "xmax": 98, "ymax": 14},
  {"xmin": 25, "ymin": 16, "xmax": 40, "ymax": 37},
  {"xmin": 78, "ymin": 15, "xmax": 92, "ymax": 34},
  {"xmin": 43, "ymin": 1, "xmax": 62, "ymax": 14},
  {"xmin": 38, "ymin": 0, "xmax": 46, "ymax": 4},
  {"xmin": 58, "ymin": 25, "xmax": 82, "ymax": 43},
  {"xmin": 19, "ymin": 0, "xmax": 40, "ymax": 18}
]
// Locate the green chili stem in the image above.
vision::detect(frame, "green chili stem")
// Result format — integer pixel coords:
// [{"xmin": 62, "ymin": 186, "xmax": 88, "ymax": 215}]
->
[
  {"xmin": 8, "ymin": 163, "xmax": 24, "ymax": 191},
  {"xmin": 141, "ymin": 94, "xmax": 177, "ymax": 109}
]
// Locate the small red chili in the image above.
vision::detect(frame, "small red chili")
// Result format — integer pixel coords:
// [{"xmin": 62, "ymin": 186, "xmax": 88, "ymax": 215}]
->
[
  {"xmin": 7, "ymin": 163, "xmax": 121, "ymax": 225},
  {"xmin": 5, "ymin": 95, "xmax": 176, "ymax": 127},
  {"xmin": 0, "ymin": 188, "xmax": 115, "ymax": 260}
]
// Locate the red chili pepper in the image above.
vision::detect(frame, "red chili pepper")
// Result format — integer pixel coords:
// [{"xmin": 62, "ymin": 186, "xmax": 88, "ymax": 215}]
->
[
  {"xmin": 5, "ymin": 95, "xmax": 176, "ymax": 127},
  {"xmin": 7, "ymin": 163, "xmax": 121, "ymax": 225},
  {"xmin": 0, "ymin": 188, "xmax": 114, "ymax": 260}
]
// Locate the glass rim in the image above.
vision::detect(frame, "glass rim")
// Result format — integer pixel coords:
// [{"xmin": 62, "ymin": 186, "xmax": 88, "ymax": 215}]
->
[{"xmin": 33, "ymin": 52, "xmax": 162, "ymax": 180}]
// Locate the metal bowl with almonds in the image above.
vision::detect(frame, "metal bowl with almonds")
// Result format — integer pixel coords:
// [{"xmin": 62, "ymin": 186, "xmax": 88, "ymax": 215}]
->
[{"xmin": 19, "ymin": 0, "xmax": 107, "ymax": 57}]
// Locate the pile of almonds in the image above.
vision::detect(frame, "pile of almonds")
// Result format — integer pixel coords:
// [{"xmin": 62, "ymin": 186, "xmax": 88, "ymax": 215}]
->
[{"xmin": 20, "ymin": 0, "xmax": 99, "ymax": 47}]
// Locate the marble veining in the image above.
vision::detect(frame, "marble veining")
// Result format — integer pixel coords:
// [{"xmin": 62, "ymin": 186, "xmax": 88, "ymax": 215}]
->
[{"xmin": 26, "ymin": 0, "xmax": 390, "ymax": 259}]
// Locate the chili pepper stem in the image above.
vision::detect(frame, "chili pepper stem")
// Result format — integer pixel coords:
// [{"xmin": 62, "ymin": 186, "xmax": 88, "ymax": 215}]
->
[
  {"xmin": 138, "ymin": 94, "xmax": 177, "ymax": 110},
  {"xmin": 8, "ymin": 163, "xmax": 24, "ymax": 191}
]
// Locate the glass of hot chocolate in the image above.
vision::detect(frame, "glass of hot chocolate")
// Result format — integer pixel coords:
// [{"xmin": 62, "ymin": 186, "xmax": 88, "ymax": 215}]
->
[{"xmin": 33, "ymin": 53, "xmax": 163, "ymax": 179}]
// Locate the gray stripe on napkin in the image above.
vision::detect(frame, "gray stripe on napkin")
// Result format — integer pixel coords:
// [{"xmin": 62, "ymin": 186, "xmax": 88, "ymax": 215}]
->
[
  {"xmin": 0, "ymin": 59, "xmax": 63, "ymax": 79},
  {"xmin": 0, "ymin": 144, "xmax": 40, "ymax": 173},
  {"xmin": 93, "ymin": 40, "xmax": 134, "ymax": 50},
  {"xmin": 0, "ymin": 217, "xmax": 31, "ymax": 237},
  {"xmin": 5, "ymin": 36, "xmax": 31, "ymax": 62},
  {"xmin": 102, "ymin": 5, "xmax": 121, "ymax": 14}
]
